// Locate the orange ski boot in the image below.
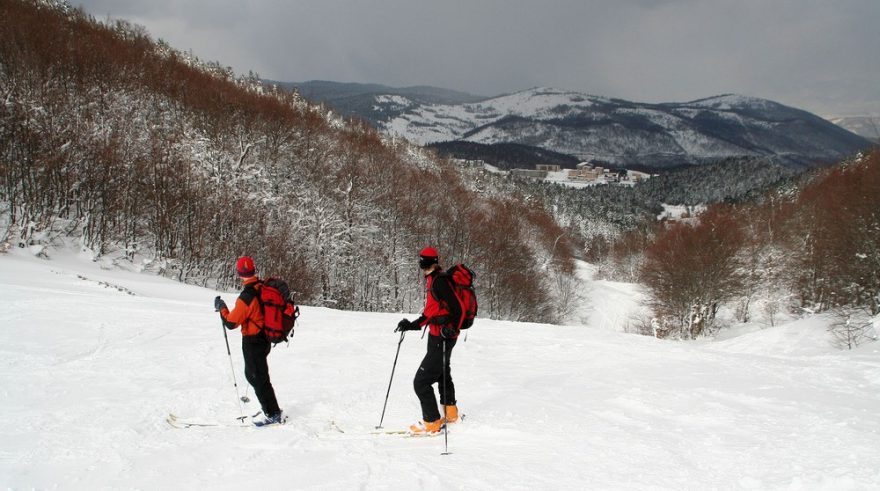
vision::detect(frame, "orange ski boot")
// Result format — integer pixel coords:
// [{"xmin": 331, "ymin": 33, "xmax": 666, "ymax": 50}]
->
[
  {"xmin": 409, "ymin": 419, "xmax": 443, "ymax": 435},
  {"xmin": 444, "ymin": 405, "xmax": 459, "ymax": 424}
]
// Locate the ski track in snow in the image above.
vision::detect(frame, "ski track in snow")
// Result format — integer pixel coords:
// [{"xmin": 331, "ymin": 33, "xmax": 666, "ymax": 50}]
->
[{"xmin": 2, "ymin": 250, "xmax": 880, "ymax": 489}]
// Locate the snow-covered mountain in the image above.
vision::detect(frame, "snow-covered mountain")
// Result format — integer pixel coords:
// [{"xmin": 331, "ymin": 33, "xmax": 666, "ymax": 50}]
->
[
  {"xmin": 371, "ymin": 87, "xmax": 870, "ymax": 169},
  {"xmin": 828, "ymin": 115, "xmax": 880, "ymax": 142},
  {"xmin": 275, "ymin": 80, "xmax": 486, "ymax": 124}
]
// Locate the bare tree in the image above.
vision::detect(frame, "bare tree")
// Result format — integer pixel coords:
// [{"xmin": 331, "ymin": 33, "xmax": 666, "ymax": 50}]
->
[
  {"xmin": 641, "ymin": 205, "xmax": 746, "ymax": 338},
  {"xmin": 828, "ymin": 308, "xmax": 877, "ymax": 350}
]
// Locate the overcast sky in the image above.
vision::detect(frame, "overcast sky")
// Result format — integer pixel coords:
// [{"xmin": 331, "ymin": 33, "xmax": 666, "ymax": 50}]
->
[{"xmin": 75, "ymin": 0, "xmax": 879, "ymax": 116}]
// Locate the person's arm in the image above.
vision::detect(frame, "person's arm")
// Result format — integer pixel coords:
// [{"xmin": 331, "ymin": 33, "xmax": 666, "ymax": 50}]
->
[{"xmin": 221, "ymin": 289, "xmax": 257, "ymax": 330}]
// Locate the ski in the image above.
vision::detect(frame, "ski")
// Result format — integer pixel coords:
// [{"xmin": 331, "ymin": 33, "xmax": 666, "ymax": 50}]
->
[
  {"xmin": 166, "ymin": 413, "xmax": 251, "ymax": 429},
  {"xmin": 327, "ymin": 424, "xmax": 420, "ymax": 436},
  {"xmin": 318, "ymin": 424, "xmax": 450, "ymax": 438},
  {"xmin": 379, "ymin": 429, "xmax": 444, "ymax": 438},
  {"xmin": 405, "ymin": 428, "xmax": 447, "ymax": 438},
  {"xmin": 370, "ymin": 428, "xmax": 411, "ymax": 435},
  {"xmin": 364, "ymin": 415, "xmax": 464, "ymax": 437},
  {"xmin": 371, "ymin": 425, "xmax": 452, "ymax": 437}
]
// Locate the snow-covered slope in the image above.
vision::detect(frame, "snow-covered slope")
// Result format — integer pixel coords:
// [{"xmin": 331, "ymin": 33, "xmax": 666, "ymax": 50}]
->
[
  {"xmin": 827, "ymin": 115, "xmax": 880, "ymax": 142},
  {"xmin": 3, "ymin": 250, "xmax": 880, "ymax": 489},
  {"xmin": 382, "ymin": 87, "xmax": 871, "ymax": 168}
]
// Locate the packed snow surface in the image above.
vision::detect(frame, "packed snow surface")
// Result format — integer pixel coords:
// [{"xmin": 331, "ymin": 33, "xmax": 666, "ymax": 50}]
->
[{"xmin": 2, "ymin": 250, "xmax": 880, "ymax": 490}]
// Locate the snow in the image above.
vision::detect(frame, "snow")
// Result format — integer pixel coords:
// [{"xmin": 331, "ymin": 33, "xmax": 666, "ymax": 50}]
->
[
  {"xmin": 381, "ymin": 88, "xmax": 860, "ymax": 169},
  {"xmin": 372, "ymin": 95, "xmax": 411, "ymax": 112},
  {"xmin": 541, "ymin": 170, "xmax": 599, "ymax": 189},
  {"xmin": 709, "ymin": 316, "xmax": 841, "ymax": 357},
  {"xmin": 573, "ymin": 262, "xmax": 651, "ymax": 330},
  {"xmin": 658, "ymin": 203, "xmax": 707, "ymax": 220},
  {"xmin": 374, "ymin": 95, "xmax": 410, "ymax": 106},
  {"xmin": 3, "ymin": 248, "xmax": 880, "ymax": 489},
  {"xmin": 384, "ymin": 87, "xmax": 609, "ymax": 145},
  {"xmin": 687, "ymin": 94, "xmax": 778, "ymax": 111}
]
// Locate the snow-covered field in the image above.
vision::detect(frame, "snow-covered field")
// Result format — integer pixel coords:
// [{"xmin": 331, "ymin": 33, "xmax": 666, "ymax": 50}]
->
[{"xmin": 2, "ymin": 249, "xmax": 880, "ymax": 490}]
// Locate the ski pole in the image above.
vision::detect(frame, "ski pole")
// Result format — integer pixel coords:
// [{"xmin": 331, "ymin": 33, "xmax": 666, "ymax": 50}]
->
[
  {"xmin": 219, "ymin": 314, "xmax": 246, "ymax": 417},
  {"xmin": 376, "ymin": 330, "xmax": 406, "ymax": 429},
  {"xmin": 441, "ymin": 337, "xmax": 450, "ymax": 455},
  {"xmin": 216, "ymin": 308, "xmax": 251, "ymax": 404}
]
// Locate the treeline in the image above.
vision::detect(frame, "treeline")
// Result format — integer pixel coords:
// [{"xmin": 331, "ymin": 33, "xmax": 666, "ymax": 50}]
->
[
  {"xmin": 485, "ymin": 157, "xmax": 800, "ymax": 269},
  {"xmin": 0, "ymin": 0, "xmax": 576, "ymax": 322},
  {"xmin": 633, "ymin": 157, "xmax": 799, "ymax": 206},
  {"xmin": 428, "ymin": 141, "xmax": 581, "ymax": 170},
  {"xmin": 612, "ymin": 151, "xmax": 880, "ymax": 338},
  {"xmin": 458, "ymin": 146, "xmax": 876, "ymax": 339}
]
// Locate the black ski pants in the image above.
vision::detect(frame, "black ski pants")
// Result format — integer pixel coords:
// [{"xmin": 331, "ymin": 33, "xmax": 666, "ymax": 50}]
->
[
  {"xmin": 413, "ymin": 334, "xmax": 456, "ymax": 423},
  {"xmin": 242, "ymin": 335, "xmax": 280, "ymax": 416}
]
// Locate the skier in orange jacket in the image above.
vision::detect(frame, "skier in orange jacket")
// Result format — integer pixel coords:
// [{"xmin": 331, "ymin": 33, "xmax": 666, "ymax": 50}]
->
[{"xmin": 215, "ymin": 256, "xmax": 285, "ymax": 426}]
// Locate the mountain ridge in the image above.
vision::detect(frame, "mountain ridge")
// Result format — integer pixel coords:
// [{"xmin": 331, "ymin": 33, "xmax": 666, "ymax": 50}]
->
[
  {"xmin": 283, "ymin": 82, "xmax": 872, "ymax": 169},
  {"xmin": 384, "ymin": 87, "xmax": 870, "ymax": 169},
  {"xmin": 270, "ymin": 79, "xmax": 486, "ymax": 123}
]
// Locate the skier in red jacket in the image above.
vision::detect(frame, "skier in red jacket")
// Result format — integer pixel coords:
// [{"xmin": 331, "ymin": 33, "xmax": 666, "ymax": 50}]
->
[{"xmin": 395, "ymin": 247, "xmax": 462, "ymax": 435}]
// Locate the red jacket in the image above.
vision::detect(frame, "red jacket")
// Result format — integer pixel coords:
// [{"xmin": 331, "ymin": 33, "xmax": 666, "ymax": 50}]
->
[{"xmin": 417, "ymin": 269, "xmax": 462, "ymax": 339}]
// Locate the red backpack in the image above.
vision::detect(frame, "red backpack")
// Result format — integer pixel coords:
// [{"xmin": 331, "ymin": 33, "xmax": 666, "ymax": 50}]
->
[
  {"xmin": 444, "ymin": 264, "xmax": 478, "ymax": 329},
  {"xmin": 257, "ymin": 278, "xmax": 299, "ymax": 344}
]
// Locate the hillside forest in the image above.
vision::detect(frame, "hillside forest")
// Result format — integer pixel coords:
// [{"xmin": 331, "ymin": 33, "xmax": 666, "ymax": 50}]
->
[
  {"xmin": 1, "ymin": 0, "xmax": 877, "ymax": 337},
  {"xmin": 0, "ymin": 0, "xmax": 575, "ymax": 323}
]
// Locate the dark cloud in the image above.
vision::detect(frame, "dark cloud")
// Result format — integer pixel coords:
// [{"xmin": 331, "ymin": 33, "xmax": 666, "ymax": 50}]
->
[{"xmin": 74, "ymin": 0, "xmax": 880, "ymax": 116}]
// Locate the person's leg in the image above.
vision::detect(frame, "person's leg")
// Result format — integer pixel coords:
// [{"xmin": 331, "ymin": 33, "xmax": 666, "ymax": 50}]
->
[
  {"xmin": 413, "ymin": 336, "xmax": 444, "ymax": 422},
  {"xmin": 242, "ymin": 337, "xmax": 280, "ymax": 416},
  {"xmin": 438, "ymin": 338, "xmax": 456, "ymax": 406}
]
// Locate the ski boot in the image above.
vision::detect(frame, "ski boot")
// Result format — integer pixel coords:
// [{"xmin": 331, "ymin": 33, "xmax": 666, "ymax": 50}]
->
[{"xmin": 409, "ymin": 418, "xmax": 443, "ymax": 435}]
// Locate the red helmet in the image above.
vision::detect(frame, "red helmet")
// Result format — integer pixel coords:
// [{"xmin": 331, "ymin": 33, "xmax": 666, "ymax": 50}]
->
[
  {"xmin": 419, "ymin": 246, "xmax": 438, "ymax": 258},
  {"xmin": 419, "ymin": 247, "xmax": 439, "ymax": 269},
  {"xmin": 236, "ymin": 256, "xmax": 256, "ymax": 278}
]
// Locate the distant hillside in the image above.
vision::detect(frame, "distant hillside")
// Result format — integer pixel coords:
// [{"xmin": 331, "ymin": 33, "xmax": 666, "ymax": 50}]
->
[
  {"xmin": 827, "ymin": 115, "xmax": 880, "ymax": 142},
  {"xmin": 300, "ymin": 84, "xmax": 870, "ymax": 170},
  {"xmin": 269, "ymin": 80, "xmax": 486, "ymax": 124},
  {"xmin": 428, "ymin": 141, "xmax": 580, "ymax": 170},
  {"xmin": 633, "ymin": 157, "xmax": 800, "ymax": 206},
  {"xmin": 1, "ymin": 0, "xmax": 576, "ymax": 324}
]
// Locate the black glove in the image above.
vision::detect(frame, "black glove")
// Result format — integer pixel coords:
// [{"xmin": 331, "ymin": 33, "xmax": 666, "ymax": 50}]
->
[
  {"xmin": 441, "ymin": 325, "xmax": 458, "ymax": 339},
  {"xmin": 214, "ymin": 296, "xmax": 227, "ymax": 312},
  {"xmin": 395, "ymin": 318, "xmax": 419, "ymax": 332}
]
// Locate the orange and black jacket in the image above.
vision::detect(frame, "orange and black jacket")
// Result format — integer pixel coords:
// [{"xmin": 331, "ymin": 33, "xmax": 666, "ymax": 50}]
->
[{"xmin": 219, "ymin": 277, "xmax": 264, "ymax": 337}]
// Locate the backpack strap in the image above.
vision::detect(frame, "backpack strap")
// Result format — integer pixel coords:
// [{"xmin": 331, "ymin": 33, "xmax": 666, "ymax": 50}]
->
[
  {"xmin": 430, "ymin": 271, "xmax": 465, "ymax": 330},
  {"xmin": 241, "ymin": 281, "xmax": 265, "ymax": 333},
  {"xmin": 240, "ymin": 282, "xmax": 260, "ymax": 304}
]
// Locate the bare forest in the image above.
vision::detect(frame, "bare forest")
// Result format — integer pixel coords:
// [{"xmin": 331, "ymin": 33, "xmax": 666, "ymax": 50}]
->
[
  {"xmin": 609, "ymin": 153, "xmax": 880, "ymax": 338},
  {"xmin": 0, "ymin": 0, "xmax": 576, "ymax": 323},
  {"xmin": 2, "ymin": 1, "xmax": 876, "ymax": 336}
]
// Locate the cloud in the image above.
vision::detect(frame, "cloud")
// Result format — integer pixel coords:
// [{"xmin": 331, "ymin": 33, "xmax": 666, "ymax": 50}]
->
[{"xmin": 74, "ymin": 0, "xmax": 880, "ymax": 115}]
